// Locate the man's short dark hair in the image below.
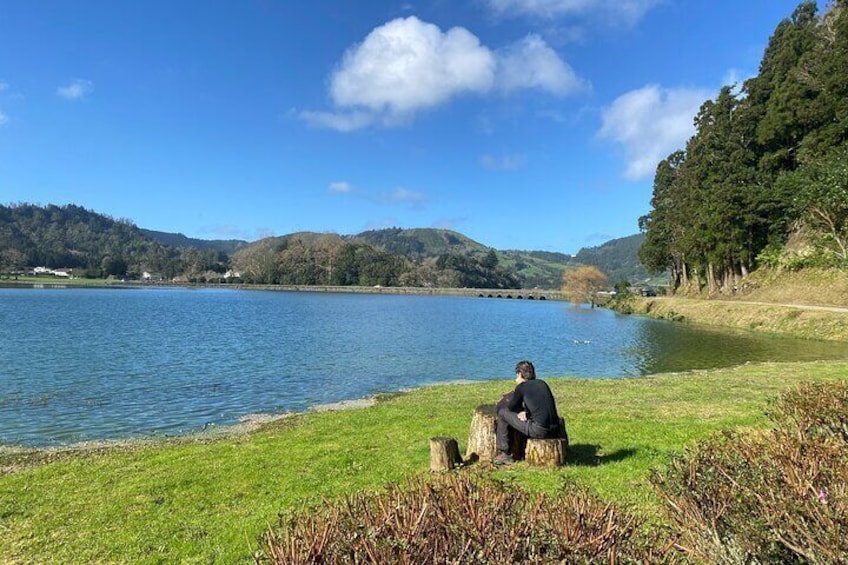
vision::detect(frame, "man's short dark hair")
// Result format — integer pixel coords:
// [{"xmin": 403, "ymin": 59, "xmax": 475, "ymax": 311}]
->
[{"xmin": 515, "ymin": 360, "xmax": 536, "ymax": 380}]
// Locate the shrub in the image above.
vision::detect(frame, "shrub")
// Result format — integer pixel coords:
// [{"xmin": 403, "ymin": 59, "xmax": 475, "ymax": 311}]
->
[
  {"xmin": 652, "ymin": 381, "xmax": 848, "ymax": 564},
  {"xmin": 256, "ymin": 472, "xmax": 676, "ymax": 564}
]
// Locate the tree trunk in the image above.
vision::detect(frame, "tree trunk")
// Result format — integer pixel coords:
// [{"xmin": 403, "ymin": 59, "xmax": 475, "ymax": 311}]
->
[
  {"xmin": 429, "ymin": 436, "xmax": 462, "ymax": 472},
  {"xmin": 526, "ymin": 438, "xmax": 568, "ymax": 467},
  {"xmin": 707, "ymin": 262, "xmax": 716, "ymax": 295}
]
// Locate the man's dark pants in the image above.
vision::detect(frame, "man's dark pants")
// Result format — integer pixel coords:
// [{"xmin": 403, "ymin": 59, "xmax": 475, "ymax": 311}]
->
[{"xmin": 496, "ymin": 393, "xmax": 555, "ymax": 454}]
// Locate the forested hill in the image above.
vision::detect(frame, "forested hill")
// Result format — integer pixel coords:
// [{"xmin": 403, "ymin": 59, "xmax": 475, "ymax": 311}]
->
[
  {"xmin": 351, "ymin": 228, "xmax": 568, "ymax": 288},
  {"xmin": 639, "ymin": 0, "xmax": 848, "ymax": 295},
  {"xmin": 140, "ymin": 229, "xmax": 247, "ymax": 255},
  {"xmin": 352, "ymin": 228, "xmax": 488, "ymax": 258},
  {"xmin": 230, "ymin": 229, "xmax": 524, "ymax": 288},
  {"xmin": 574, "ymin": 234, "xmax": 650, "ymax": 284},
  {"xmin": 0, "ymin": 203, "xmax": 174, "ymax": 276},
  {"xmin": 231, "ymin": 228, "xmax": 650, "ymax": 289},
  {"xmin": 0, "ymin": 203, "xmax": 229, "ymax": 279}
]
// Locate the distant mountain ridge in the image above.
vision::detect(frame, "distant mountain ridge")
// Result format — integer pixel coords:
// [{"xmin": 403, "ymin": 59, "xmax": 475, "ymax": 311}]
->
[
  {"xmin": 1, "ymin": 203, "xmax": 650, "ymax": 288},
  {"xmin": 140, "ymin": 229, "xmax": 248, "ymax": 254}
]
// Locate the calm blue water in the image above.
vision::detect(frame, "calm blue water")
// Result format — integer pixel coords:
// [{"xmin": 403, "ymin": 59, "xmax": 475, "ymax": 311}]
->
[{"xmin": 2, "ymin": 287, "xmax": 848, "ymax": 447}]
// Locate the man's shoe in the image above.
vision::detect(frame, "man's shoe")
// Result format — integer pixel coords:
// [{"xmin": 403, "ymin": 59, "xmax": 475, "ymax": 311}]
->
[{"xmin": 493, "ymin": 452, "xmax": 514, "ymax": 466}]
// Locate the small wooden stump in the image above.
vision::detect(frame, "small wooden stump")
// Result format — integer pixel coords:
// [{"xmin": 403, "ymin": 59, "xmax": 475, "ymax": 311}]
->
[
  {"xmin": 526, "ymin": 438, "xmax": 568, "ymax": 467},
  {"xmin": 466, "ymin": 404, "xmax": 499, "ymax": 461},
  {"xmin": 429, "ymin": 436, "xmax": 462, "ymax": 472},
  {"xmin": 466, "ymin": 404, "xmax": 526, "ymax": 462}
]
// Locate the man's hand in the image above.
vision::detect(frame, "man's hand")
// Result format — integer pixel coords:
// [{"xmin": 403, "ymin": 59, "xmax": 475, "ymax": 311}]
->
[{"xmin": 517, "ymin": 411, "xmax": 527, "ymax": 422}]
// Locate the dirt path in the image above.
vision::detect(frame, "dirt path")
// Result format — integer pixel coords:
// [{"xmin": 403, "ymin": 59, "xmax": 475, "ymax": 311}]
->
[
  {"xmin": 655, "ymin": 296, "xmax": 848, "ymax": 314},
  {"xmin": 729, "ymin": 300, "xmax": 848, "ymax": 313}
]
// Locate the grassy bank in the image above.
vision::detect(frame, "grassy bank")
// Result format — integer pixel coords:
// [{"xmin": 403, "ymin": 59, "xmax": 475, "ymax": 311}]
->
[
  {"xmin": 737, "ymin": 267, "xmax": 848, "ymax": 308},
  {"xmin": 2, "ymin": 361, "xmax": 847, "ymax": 563},
  {"xmin": 612, "ymin": 294, "xmax": 848, "ymax": 341}
]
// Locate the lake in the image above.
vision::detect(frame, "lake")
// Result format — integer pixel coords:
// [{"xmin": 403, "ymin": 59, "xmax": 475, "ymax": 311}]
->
[{"xmin": 2, "ymin": 286, "xmax": 848, "ymax": 447}]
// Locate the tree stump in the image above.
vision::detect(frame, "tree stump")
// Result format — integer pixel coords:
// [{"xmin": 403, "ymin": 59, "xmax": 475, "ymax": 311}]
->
[
  {"xmin": 465, "ymin": 404, "xmax": 526, "ymax": 462},
  {"xmin": 526, "ymin": 438, "xmax": 568, "ymax": 467},
  {"xmin": 466, "ymin": 405, "xmax": 498, "ymax": 462},
  {"xmin": 429, "ymin": 436, "xmax": 462, "ymax": 472}
]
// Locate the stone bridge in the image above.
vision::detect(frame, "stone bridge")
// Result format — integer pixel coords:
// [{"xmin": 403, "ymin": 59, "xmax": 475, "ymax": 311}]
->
[{"xmin": 255, "ymin": 285, "xmax": 565, "ymax": 301}]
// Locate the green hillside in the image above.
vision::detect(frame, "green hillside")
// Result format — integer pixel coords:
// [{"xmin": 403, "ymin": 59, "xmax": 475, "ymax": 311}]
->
[
  {"xmin": 353, "ymin": 227, "xmax": 488, "ymax": 258},
  {"xmin": 354, "ymin": 228, "xmax": 575, "ymax": 288},
  {"xmin": 0, "ymin": 203, "xmax": 177, "ymax": 277},
  {"xmin": 140, "ymin": 229, "xmax": 248, "ymax": 255},
  {"xmin": 574, "ymin": 233, "xmax": 651, "ymax": 284}
]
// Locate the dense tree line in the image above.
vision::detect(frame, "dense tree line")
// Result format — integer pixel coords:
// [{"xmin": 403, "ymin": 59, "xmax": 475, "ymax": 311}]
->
[
  {"xmin": 231, "ymin": 234, "xmax": 519, "ymax": 288},
  {"xmin": 639, "ymin": 1, "xmax": 848, "ymax": 294}
]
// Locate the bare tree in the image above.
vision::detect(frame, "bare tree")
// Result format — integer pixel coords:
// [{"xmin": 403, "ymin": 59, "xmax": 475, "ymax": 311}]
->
[{"xmin": 561, "ymin": 266, "xmax": 609, "ymax": 307}]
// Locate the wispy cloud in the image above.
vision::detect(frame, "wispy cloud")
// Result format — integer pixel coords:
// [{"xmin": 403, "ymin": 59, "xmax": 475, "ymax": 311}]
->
[
  {"xmin": 301, "ymin": 16, "xmax": 584, "ymax": 131},
  {"xmin": 329, "ymin": 179, "xmax": 428, "ymax": 208},
  {"xmin": 384, "ymin": 186, "xmax": 427, "ymax": 205},
  {"xmin": 598, "ymin": 84, "xmax": 709, "ymax": 180},
  {"xmin": 57, "ymin": 79, "xmax": 94, "ymax": 101},
  {"xmin": 484, "ymin": 0, "xmax": 660, "ymax": 27},
  {"xmin": 328, "ymin": 181, "xmax": 354, "ymax": 194},
  {"xmin": 0, "ymin": 82, "xmax": 9, "ymax": 126},
  {"xmin": 480, "ymin": 153, "xmax": 527, "ymax": 170}
]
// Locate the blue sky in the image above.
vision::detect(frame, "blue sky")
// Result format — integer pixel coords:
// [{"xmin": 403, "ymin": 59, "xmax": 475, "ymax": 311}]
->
[{"xmin": 0, "ymin": 1, "xmax": 816, "ymax": 253}]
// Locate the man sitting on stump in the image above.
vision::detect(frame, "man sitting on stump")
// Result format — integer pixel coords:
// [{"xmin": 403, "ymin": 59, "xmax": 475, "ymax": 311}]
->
[{"xmin": 495, "ymin": 360, "xmax": 561, "ymax": 465}]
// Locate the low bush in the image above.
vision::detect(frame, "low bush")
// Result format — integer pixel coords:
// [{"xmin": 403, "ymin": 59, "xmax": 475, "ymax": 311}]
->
[
  {"xmin": 256, "ymin": 471, "xmax": 676, "ymax": 564},
  {"xmin": 652, "ymin": 381, "xmax": 848, "ymax": 564}
]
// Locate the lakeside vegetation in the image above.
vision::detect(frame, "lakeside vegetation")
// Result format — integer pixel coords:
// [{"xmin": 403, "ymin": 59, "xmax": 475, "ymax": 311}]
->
[{"xmin": 1, "ymin": 361, "xmax": 847, "ymax": 562}]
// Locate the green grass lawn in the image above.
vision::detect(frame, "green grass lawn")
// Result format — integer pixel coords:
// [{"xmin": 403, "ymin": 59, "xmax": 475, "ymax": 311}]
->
[{"xmin": 1, "ymin": 360, "xmax": 847, "ymax": 563}]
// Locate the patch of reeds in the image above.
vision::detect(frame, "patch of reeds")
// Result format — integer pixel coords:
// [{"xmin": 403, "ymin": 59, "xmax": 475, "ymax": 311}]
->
[{"xmin": 256, "ymin": 471, "xmax": 676, "ymax": 564}]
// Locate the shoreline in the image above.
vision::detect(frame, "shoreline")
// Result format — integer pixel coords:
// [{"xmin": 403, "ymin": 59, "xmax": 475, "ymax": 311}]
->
[
  {"xmin": 0, "ymin": 380, "xmax": 482, "ymax": 456},
  {"xmin": 0, "ymin": 279, "xmax": 566, "ymax": 300},
  {"xmin": 0, "ymin": 396, "xmax": 379, "ymax": 458}
]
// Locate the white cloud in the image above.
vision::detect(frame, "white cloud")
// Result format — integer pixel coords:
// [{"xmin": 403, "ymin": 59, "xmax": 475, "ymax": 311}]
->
[
  {"xmin": 485, "ymin": 0, "xmax": 659, "ymax": 26},
  {"xmin": 330, "ymin": 17, "xmax": 494, "ymax": 120},
  {"xmin": 302, "ymin": 16, "xmax": 582, "ymax": 131},
  {"xmin": 0, "ymin": 82, "xmax": 8, "ymax": 92},
  {"xmin": 598, "ymin": 84, "xmax": 709, "ymax": 180},
  {"xmin": 497, "ymin": 34, "xmax": 587, "ymax": 95},
  {"xmin": 385, "ymin": 186, "xmax": 427, "ymax": 205},
  {"xmin": 0, "ymin": 109, "xmax": 7, "ymax": 127},
  {"xmin": 57, "ymin": 79, "xmax": 94, "ymax": 101},
  {"xmin": 329, "ymin": 181, "xmax": 354, "ymax": 193},
  {"xmin": 480, "ymin": 153, "xmax": 527, "ymax": 170}
]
